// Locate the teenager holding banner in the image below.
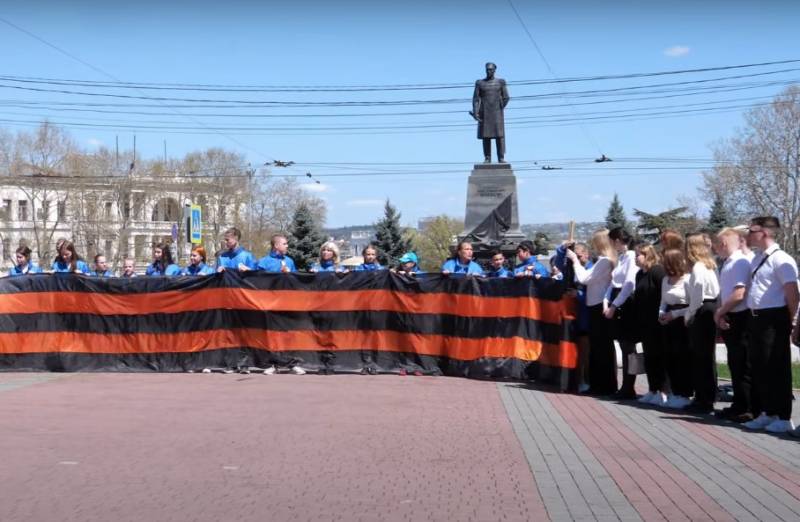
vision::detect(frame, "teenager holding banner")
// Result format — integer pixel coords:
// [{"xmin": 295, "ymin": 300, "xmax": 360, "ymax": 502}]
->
[{"xmin": 566, "ymin": 230, "xmax": 616, "ymax": 395}]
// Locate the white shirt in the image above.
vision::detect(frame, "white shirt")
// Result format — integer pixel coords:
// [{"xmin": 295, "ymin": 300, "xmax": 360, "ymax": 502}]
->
[
  {"xmin": 572, "ymin": 256, "xmax": 614, "ymax": 307},
  {"xmin": 659, "ymin": 274, "xmax": 691, "ymax": 319},
  {"xmin": 686, "ymin": 261, "xmax": 720, "ymax": 323},
  {"xmin": 746, "ymin": 243, "xmax": 799, "ymax": 310},
  {"xmin": 719, "ymin": 250, "xmax": 751, "ymax": 313},
  {"xmin": 606, "ymin": 249, "xmax": 638, "ymax": 307}
]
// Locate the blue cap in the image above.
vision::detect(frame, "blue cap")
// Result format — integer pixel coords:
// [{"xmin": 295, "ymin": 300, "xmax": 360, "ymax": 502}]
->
[{"xmin": 398, "ymin": 252, "xmax": 418, "ymax": 264}]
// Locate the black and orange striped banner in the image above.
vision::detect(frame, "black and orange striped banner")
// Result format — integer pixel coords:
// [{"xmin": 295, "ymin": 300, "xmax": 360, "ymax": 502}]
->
[{"xmin": 0, "ymin": 271, "xmax": 578, "ymax": 385}]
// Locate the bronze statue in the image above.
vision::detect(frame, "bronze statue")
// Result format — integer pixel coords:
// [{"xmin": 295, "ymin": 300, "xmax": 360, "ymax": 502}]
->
[{"xmin": 471, "ymin": 62, "xmax": 510, "ymax": 163}]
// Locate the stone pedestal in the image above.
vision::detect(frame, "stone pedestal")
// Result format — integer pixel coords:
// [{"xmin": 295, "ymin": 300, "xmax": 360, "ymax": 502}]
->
[{"xmin": 459, "ymin": 163, "xmax": 525, "ymax": 260}]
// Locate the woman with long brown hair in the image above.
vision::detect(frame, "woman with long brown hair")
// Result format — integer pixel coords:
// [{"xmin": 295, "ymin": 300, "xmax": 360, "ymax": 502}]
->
[
  {"xmin": 658, "ymin": 249, "xmax": 692, "ymax": 408},
  {"xmin": 634, "ymin": 243, "xmax": 667, "ymax": 405},
  {"xmin": 51, "ymin": 241, "xmax": 90, "ymax": 274}
]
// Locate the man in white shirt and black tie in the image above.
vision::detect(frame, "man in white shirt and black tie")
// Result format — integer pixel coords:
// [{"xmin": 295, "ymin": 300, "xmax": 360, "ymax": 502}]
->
[{"xmin": 742, "ymin": 217, "xmax": 799, "ymax": 434}]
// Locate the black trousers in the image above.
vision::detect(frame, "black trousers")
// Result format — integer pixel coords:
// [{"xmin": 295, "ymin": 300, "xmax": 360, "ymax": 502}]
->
[
  {"xmin": 588, "ymin": 303, "xmax": 617, "ymax": 394},
  {"xmin": 720, "ymin": 310, "xmax": 752, "ymax": 414},
  {"xmin": 748, "ymin": 307, "xmax": 793, "ymax": 420},
  {"xmin": 689, "ymin": 302, "xmax": 719, "ymax": 406},
  {"xmin": 663, "ymin": 318, "xmax": 692, "ymax": 398},
  {"xmin": 618, "ymin": 340, "xmax": 637, "ymax": 394},
  {"xmin": 642, "ymin": 324, "xmax": 666, "ymax": 392}
]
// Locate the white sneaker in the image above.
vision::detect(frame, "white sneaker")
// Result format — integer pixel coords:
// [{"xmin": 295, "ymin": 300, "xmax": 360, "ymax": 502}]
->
[
  {"xmin": 222, "ymin": 368, "xmax": 234, "ymax": 374},
  {"xmin": 291, "ymin": 366, "xmax": 307, "ymax": 375},
  {"xmin": 201, "ymin": 368, "xmax": 212, "ymax": 374},
  {"xmin": 649, "ymin": 392, "xmax": 668, "ymax": 406},
  {"xmin": 743, "ymin": 413, "xmax": 778, "ymax": 430},
  {"xmin": 765, "ymin": 419, "xmax": 795, "ymax": 433},
  {"xmin": 638, "ymin": 392, "xmax": 655, "ymax": 404},
  {"xmin": 665, "ymin": 395, "xmax": 691, "ymax": 409},
  {"xmin": 263, "ymin": 366, "xmax": 277, "ymax": 375}
]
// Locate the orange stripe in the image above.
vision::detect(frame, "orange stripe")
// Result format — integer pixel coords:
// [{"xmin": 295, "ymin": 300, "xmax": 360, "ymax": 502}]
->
[
  {"xmin": 0, "ymin": 329, "xmax": 575, "ymax": 366},
  {"xmin": 0, "ymin": 288, "xmax": 574, "ymax": 324}
]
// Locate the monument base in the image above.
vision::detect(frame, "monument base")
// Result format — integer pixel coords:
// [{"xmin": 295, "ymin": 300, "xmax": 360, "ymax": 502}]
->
[{"xmin": 459, "ymin": 163, "xmax": 525, "ymax": 263}]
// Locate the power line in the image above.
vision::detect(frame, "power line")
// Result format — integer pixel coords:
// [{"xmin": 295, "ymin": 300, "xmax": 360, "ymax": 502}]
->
[
  {"xmin": 1, "ymin": 58, "xmax": 799, "ymax": 92},
  {"xmin": 0, "ymin": 15, "xmax": 294, "ymax": 175}
]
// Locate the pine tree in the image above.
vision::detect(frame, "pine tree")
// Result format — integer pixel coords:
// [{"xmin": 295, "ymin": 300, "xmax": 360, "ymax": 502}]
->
[
  {"xmin": 605, "ymin": 193, "xmax": 629, "ymax": 232},
  {"xmin": 707, "ymin": 192, "xmax": 730, "ymax": 233},
  {"xmin": 287, "ymin": 202, "xmax": 325, "ymax": 270},
  {"xmin": 374, "ymin": 199, "xmax": 410, "ymax": 266}
]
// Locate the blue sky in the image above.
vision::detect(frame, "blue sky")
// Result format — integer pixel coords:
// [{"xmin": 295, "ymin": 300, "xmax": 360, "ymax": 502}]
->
[{"xmin": 1, "ymin": 0, "xmax": 798, "ymax": 227}]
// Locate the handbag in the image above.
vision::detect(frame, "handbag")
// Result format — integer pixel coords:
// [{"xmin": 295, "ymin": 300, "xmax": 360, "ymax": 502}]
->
[{"xmin": 627, "ymin": 352, "xmax": 646, "ymax": 375}]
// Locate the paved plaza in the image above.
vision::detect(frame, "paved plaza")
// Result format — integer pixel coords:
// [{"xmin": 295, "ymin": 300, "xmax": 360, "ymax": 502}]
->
[{"xmin": 2, "ymin": 372, "xmax": 800, "ymax": 521}]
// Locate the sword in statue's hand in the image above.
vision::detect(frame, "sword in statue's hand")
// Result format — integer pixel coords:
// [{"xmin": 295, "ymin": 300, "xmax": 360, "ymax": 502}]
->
[{"xmin": 469, "ymin": 111, "xmax": 481, "ymax": 122}]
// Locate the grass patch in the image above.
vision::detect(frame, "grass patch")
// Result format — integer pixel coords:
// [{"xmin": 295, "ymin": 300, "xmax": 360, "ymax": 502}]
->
[{"xmin": 717, "ymin": 363, "xmax": 800, "ymax": 389}]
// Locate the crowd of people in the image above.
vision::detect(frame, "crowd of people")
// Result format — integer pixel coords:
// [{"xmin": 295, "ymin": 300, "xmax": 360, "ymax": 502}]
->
[
  {"xmin": 5, "ymin": 220, "xmax": 800, "ymax": 436},
  {"xmin": 560, "ymin": 217, "xmax": 800, "ymax": 437}
]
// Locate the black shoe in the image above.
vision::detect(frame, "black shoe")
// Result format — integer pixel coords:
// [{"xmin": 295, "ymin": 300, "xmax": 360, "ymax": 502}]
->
[
  {"xmin": 318, "ymin": 368, "xmax": 329, "ymax": 375},
  {"xmin": 683, "ymin": 402, "xmax": 714, "ymax": 414},
  {"xmin": 612, "ymin": 390, "xmax": 638, "ymax": 401}
]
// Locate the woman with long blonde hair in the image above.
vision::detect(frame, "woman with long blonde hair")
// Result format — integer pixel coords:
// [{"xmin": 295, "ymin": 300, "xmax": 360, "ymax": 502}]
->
[
  {"xmin": 683, "ymin": 233, "xmax": 720, "ymax": 413},
  {"xmin": 566, "ymin": 229, "xmax": 618, "ymax": 395}
]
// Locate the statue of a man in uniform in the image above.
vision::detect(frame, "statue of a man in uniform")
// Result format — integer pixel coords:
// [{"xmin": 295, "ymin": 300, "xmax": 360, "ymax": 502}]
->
[{"xmin": 471, "ymin": 62, "xmax": 510, "ymax": 163}]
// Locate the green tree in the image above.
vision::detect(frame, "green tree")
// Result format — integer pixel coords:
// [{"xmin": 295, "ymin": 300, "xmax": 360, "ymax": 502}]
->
[
  {"xmin": 605, "ymin": 193, "xmax": 629, "ymax": 232},
  {"xmin": 287, "ymin": 202, "xmax": 325, "ymax": 270},
  {"xmin": 413, "ymin": 215, "xmax": 462, "ymax": 272},
  {"xmin": 634, "ymin": 207, "xmax": 697, "ymax": 243},
  {"xmin": 533, "ymin": 232, "xmax": 551, "ymax": 255},
  {"xmin": 706, "ymin": 191, "xmax": 730, "ymax": 233},
  {"xmin": 374, "ymin": 199, "xmax": 410, "ymax": 266}
]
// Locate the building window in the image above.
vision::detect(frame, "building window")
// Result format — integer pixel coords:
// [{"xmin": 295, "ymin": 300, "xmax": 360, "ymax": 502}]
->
[
  {"xmin": 104, "ymin": 202, "xmax": 113, "ymax": 219},
  {"xmin": 134, "ymin": 235, "xmax": 146, "ymax": 261},
  {"xmin": 105, "ymin": 239, "xmax": 113, "ymax": 257},
  {"xmin": 2, "ymin": 238, "xmax": 9, "ymax": 260},
  {"xmin": 17, "ymin": 200, "xmax": 28, "ymax": 221},
  {"xmin": 133, "ymin": 193, "xmax": 145, "ymax": 220},
  {"xmin": 2, "ymin": 199, "xmax": 11, "ymax": 220},
  {"xmin": 57, "ymin": 201, "xmax": 66, "ymax": 221}
]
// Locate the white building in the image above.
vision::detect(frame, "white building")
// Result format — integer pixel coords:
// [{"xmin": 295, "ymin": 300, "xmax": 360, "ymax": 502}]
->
[{"xmin": 0, "ymin": 173, "xmax": 240, "ymax": 270}]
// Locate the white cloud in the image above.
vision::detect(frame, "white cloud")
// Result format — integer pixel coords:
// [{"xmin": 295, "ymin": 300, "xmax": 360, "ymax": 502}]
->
[
  {"xmin": 300, "ymin": 182, "xmax": 329, "ymax": 193},
  {"xmin": 87, "ymin": 138, "xmax": 103, "ymax": 147},
  {"xmin": 345, "ymin": 198, "xmax": 384, "ymax": 207},
  {"xmin": 589, "ymin": 193, "xmax": 605, "ymax": 201},
  {"xmin": 663, "ymin": 45, "xmax": 690, "ymax": 57}
]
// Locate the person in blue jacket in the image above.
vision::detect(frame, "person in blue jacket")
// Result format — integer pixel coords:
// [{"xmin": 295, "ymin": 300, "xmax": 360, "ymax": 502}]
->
[
  {"xmin": 182, "ymin": 246, "xmax": 214, "ymax": 276},
  {"xmin": 441, "ymin": 240, "xmax": 484, "ymax": 276},
  {"xmin": 395, "ymin": 252, "xmax": 423, "ymax": 276},
  {"xmin": 256, "ymin": 234, "xmax": 296, "ymax": 273},
  {"xmin": 310, "ymin": 241, "xmax": 347, "ymax": 273},
  {"xmin": 485, "ymin": 250, "xmax": 511, "ymax": 278},
  {"xmin": 146, "ymin": 242, "xmax": 181, "ymax": 276},
  {"xmin": 513, "ymin": 240, "xmax": 550, "ymax": 278},
  {"xmin": 9, "ymin": 245, "xmax": 43, "ymax": 276},
  {"xmin": 51, "ymin": 241, "xmax": 91, "ymax": 274},
  {"xmin": 216, "ymin": 227, "xmax": 256, "ymax": 272},
  {"xmin": 91, "ymin": 254, "xmax": 115, "ymax": 277},
  {"xmin": 354, "ymin": 244, "xmax": 385, "ymax": 272}
]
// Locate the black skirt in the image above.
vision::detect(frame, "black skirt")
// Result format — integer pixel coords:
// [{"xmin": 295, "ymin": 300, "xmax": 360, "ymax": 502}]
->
[{"xmin": 609, "ymin": 287, "xmax": 640, "ymax": 343}]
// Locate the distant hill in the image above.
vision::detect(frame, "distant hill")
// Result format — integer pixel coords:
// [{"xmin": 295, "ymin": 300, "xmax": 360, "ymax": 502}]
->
[{"xmin": 521, "ymin": 222, "xmax": 606, "ymax": 243}]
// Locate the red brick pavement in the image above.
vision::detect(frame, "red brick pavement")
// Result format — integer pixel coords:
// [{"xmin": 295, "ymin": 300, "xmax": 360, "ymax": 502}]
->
[
  {"xmin": 0, "ymin": 374, "xmax": 547, "ymax": 522},
  {"xmin": 548, "ymin": 392, "xmax": 733, "ymax": 521}
]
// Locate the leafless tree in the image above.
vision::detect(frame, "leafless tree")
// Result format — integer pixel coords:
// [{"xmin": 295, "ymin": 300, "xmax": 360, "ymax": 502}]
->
[{"xmin": 702, "ymin": 86, "xmax": 800, "ymax": 254}]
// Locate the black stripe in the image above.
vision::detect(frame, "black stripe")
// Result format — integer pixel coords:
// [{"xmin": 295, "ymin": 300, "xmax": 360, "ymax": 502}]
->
[
  {"xmin": 0, "ymin": 270, "xmax": 567, "ymax": 301},
  {"xmin": 0, "ymin": 348, "xmax": 575, "ymax": 389},
  {"xmin": 0, "ymin": 310, "xmax": 572, "ymax": 345}
]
